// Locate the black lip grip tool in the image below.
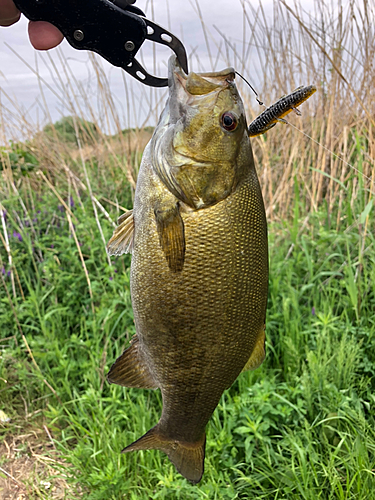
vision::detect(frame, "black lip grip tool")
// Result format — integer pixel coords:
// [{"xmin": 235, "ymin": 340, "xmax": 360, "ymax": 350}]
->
[{"xmin": 13, "ymin": 0, "xmax": 189, "ymax": 87}]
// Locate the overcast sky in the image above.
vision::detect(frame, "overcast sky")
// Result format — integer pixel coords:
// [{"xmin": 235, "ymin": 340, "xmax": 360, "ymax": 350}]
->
[
  {"xmin": 0, "ymin": 0, "xmax": 278, "ymax": 139},
  {"xmin": 0, "ymin": 0, "xmax": 338, "ymax": 141}
]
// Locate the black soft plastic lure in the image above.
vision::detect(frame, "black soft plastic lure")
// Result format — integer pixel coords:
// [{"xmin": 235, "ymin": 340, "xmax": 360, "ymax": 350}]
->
[{"xmin": 248, "ymin": 85, "xmax": 316, "ymax": 137}]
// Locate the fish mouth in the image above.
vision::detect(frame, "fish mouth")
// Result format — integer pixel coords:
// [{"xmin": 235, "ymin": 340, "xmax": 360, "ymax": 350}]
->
[
  {"xmin": 169, "ymin": 55, "xmax": 188, "ymax": 85},
  {"xmin": 167, "ymin": 56, "xmax": 236, "ymax": 123},
  {"xmin": 169, "ymin": 55, "xmax": 235, "ymax": 90},
  {"xmin": 167, "ymin": 56, "xmax": 189, "ymax": 122}
]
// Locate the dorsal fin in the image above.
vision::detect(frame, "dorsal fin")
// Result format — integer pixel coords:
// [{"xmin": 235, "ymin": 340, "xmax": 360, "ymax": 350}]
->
[{"xmin": 106, "ymin": 210, "xmax": 134, "ymax": 256}]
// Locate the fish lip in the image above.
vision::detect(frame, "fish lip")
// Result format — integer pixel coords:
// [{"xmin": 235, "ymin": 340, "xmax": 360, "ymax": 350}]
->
[
  {"xmin": 168, "ymin": 55, "xmax": 236, "ymax": 102},
  {"xmin": 167, "ymin": 56, "xmax": 189, "ymax": 125},
  {"xmin": 169, "ymin": 55, "xmax": 188, "ymax": 82},
  {"xmin": 168, "ymin": 55, "xmax": 188, "ymax": 94},
  {"xmin": 167, "ymin": 56, "xmax": 236, "ymax": 125}
]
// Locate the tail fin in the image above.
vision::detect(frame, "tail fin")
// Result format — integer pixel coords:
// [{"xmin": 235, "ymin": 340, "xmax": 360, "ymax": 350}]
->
[{"xmin": 123, "ymin": 425, "xmax": 206, "ymax": 484}]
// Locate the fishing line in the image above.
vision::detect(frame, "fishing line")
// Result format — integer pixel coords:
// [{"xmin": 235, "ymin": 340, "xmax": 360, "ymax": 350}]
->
[
  {"xmin": 235, "ymin": 71, "xmax": 264, "ymax": 106},
  {"xmin": 238, "ymin": 74, "xmax": 374, "ymax": 191},
  {"xmin": 283, "ymin": 120, "xmax": 374, "ymax": 190}
]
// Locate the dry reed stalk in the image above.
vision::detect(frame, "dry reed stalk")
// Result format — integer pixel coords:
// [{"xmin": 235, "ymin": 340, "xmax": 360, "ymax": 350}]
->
[
  {"xmin": 67, "ymin": 207, "xmax": 95, "ymax": 314},
  {"xmin": 42, "ymin": 380, "xmax": 62, "ymax": 406},
  {"xmin": 36, "ymin": 170, "xmax": 94, "ymax": 312},
  {"xmin": 12, "ymin": 263, "xmax": 25, "ymax": 301},
  {"xmin": 0, "ymin": 201, "xmax": 16, "ymax": 298},
  {"xmin": 99, "ymin": 197, "xmax": 128, "ymax": 213},
  {"xmin": 0, "ymin": 0, "xmax": 374, "ymax": 237},
  {"xmin": 191, "ymin": 0, "xmax": 213, "ymax": 69},
  {"xmin": 72, "ymin": 114, "xmax": 113, "ymax": 266},
  {"xmin": 54, "ymin": 49, "xmax": 143, "ymax": 190},
  {"xmin": 280, "ymin": 0, "xmax": 375, "ymax": 127},
  {"xmin": 35, "ymin": 171, "xmax": 76, "ymax": 221},
  {"xmin": 0, "ymin": 271, "xmax": 41, "ymax": 372},
  {"xmin": 0, "ymin": 465, "xmax": 20, "ymax": 485}
]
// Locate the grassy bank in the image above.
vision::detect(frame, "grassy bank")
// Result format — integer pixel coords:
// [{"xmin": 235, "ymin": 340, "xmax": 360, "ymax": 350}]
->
[
  {"xmin": 1, "ymin": 0, "xmax": 375, "ymax": 498},
  {"xmin": 0, "ymin": 173, "xmax": 374, "ymax": 498}
]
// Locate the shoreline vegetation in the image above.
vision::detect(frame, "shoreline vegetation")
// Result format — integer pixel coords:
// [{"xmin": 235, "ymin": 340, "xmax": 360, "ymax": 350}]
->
[{"xmin": 1, "ymin": 0, "xmax": 374, "ymax": 498}]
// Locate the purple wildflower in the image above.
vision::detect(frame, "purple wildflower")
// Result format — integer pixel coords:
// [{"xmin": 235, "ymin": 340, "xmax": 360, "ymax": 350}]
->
[
  {"xmin": 312, "ymin": 307, "xmax": 316, "ymax": 316},
  {"xmin": 58, "ymin": 205, "xmax": 64, "ymax": 213},
  {"xmin": 13, "ymin": 231, "xmax": 22, "ymax": 242},
  {"xmin": 51, "ymin": 244, "xmax": 54, "ymax": 248},
  {"xmin": 109, "ymin": 277, "xmax": 113, "ymax": 281},
  {"xmin": 78, "ymin": 242, "xmax": 83, "ymax": 247},
  {"xmin": 1, "ymin": 267, "xmax": 5, "ymax": 275},
  {"xmin": 69, "ymin": 196, "xmax": 75, "ymax": 209}
]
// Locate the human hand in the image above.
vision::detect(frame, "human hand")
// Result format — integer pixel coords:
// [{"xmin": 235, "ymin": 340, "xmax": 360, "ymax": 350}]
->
[
  {"xmin": 0, "ymin": 0, "xmax": 63, "ymax": 49},
  {"xmin": 0, "ymin": 0, "xmax": 20, "ymax": 26}
]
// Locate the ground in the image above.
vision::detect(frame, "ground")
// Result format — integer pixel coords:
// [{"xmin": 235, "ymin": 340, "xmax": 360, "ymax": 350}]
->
[{"xmin": 0, "ymin": 427, "xmax": 73, "ymax": 500}]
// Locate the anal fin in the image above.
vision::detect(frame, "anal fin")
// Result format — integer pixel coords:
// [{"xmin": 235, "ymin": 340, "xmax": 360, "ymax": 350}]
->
[
  {"xmin": 106, "ymin": 209, "xmax": 134, "ymax": 256},
  {"xmin": 242, "ymin": 325, "xmax": 266, "ymax": 372},
  {"xmin": 107, "ymin": 336, "xmax": 158, "ymax": 389},
  {"xmin": 123, "ymin": 425, "xmax": 206, "ymax": 484},
  {"xmin": 155, "ymin": 202, "xmax": 185, "ymax": 272}
]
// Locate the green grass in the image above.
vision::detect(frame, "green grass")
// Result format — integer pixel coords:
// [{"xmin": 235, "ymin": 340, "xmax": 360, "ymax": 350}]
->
[
  {"xmin": 1, "ymin": 0, "xmax": 375, "ymax": 496},
  {"xmin": 1, "ymin": 162, "xmax": 374, "ymax": 498}
]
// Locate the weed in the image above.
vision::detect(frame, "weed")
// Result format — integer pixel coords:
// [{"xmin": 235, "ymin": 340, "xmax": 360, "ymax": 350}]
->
[{"xmin": 1, "ymin": 0, "xmax": 375, "ymax": 498}]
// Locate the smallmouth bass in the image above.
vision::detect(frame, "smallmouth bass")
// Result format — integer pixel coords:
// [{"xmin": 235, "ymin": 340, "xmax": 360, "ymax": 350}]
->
[{"xmin": 107, "ymin": 56, "xmax": 269, "ymax": 483}]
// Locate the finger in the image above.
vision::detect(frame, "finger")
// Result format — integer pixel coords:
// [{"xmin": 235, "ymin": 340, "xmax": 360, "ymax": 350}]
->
[
  {"xmin": 0, "ymin": 0, "xmax": 21, "ymax": 26},
  {"xmin": 28, "ymin": 20, "xmax": 64, "ymax": 50}
]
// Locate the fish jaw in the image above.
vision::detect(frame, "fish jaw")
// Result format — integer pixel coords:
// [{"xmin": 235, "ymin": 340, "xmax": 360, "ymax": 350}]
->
[{"xmin": 166, "ymin": 55, "xmax": 236, "ymax": 125}]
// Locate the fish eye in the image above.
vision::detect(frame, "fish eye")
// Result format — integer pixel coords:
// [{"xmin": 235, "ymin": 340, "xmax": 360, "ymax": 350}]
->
[{"xmin": 221, "ymin": 112, "xmax": 238, "ymax": 131}]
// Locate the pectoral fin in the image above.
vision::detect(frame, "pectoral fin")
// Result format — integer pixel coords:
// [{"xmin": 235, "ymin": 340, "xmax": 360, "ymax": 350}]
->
[
  {"xmin": 242, "ymin": 326, "xmax": 266, "ymax": 372},
  {"xmin": 107, "ymin": 335, "xmax": 158, "ymax": 389},
  {"xmin": 106, "ymin": 210, "xmax": 134, "ymax": 256},
  {"xmin": 155, "ymin": 203, "xmax": 185, "ymax": 272}
]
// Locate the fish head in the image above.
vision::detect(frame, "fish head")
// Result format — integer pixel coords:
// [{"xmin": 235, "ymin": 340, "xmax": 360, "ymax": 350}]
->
[
  {"xmin": 170, "ymin": 60, "xmax": 246, "ymax": 163},
  {"xmin": 152, "ymin": 56, "xmax": 253, "ymax": 209}
]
